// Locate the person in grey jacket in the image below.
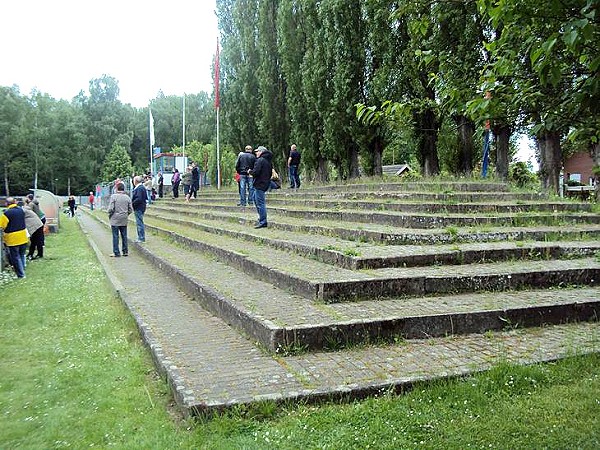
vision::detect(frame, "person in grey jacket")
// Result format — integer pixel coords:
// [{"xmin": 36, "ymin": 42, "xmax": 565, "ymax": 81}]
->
[
  {"xmin": 23, "ymin": 207, "xmax": 44, "ymax": 260},
  {"xmin": 107, "ymin": 182, "xmax": 133, "ymax": 257}
]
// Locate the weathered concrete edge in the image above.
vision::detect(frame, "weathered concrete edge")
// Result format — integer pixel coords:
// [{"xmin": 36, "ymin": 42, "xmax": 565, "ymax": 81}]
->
[
  {"xmin": 78, "ymin": 215, "xmax": 199, "ymax": 419},
  {"xmin": 151, "ymin": 204, "xmax": 600, "ymax": 246},
  {"xmin": 186, "ymin": 347, "xmax": 599, "ymax": 418},
  {"xmin": 86, "ymin": 213, "xmax": 286, "ymax": 352},
  {"xmin": 81, "ymin": 213, "xmax": 600, "ymax": 353},
  {"xmin": 78, "ymin": 213, "xmax": 600, "ymax": 418}
]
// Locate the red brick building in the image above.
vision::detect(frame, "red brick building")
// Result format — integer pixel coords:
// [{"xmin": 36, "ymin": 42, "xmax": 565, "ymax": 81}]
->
[{"xmin": 564, "ymin": 150, "xmax": 595, "ymax": 185}]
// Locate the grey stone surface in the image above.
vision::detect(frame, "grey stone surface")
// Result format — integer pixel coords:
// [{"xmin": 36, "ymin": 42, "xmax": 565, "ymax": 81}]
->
[{"xmin": 79, "ymin": 203, "xmax": 600, "ymax": 416}]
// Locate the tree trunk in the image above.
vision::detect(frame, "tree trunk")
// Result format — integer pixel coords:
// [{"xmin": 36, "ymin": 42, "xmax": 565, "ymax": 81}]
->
[
  {"xmin": 537, "ymin": 129, "xmax": 562, "ymax": 194},
  {"xmin": 316, "ymin": 154, "xmax": 328, "ymax": 183},
  {"xmin": 348, "ymin": 143, "xmax": 360, "ymax": 179},
  {"xmin": 415, "ymin": 109, "xmax": 440, "ymax": 177},
  {"xmin": 3, "ymin": 164, "xmax": 9, "ymax": 197},
  {"xmin": 493, "ymin": 123, "xmax": 511, "ymax": 181},
  {"xmin": 453, "ymin": 114, "xmax": 475, "ymax": 175},
  {"xmin": 372, "ymin": 135, "xmax": 383, "ymax": 176},
  {"xmin": 593, "ymin": 142, "xmax": 599, "ymax": 201}
]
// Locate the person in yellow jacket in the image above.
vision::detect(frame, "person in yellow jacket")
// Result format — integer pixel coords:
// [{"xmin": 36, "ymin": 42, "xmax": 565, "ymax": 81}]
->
[{"xmin": 0, "ymin": 197, "xmax": 28, "ymax": 278}]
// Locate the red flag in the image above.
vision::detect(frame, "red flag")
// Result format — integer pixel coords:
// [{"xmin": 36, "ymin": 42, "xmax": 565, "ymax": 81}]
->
[{"xmin": 214, "ymin": 38, "xmax": 220, "ymax": 109}]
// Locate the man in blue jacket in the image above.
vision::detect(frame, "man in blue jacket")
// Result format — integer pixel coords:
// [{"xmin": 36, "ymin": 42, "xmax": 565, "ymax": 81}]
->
[
  {"xmin": 0, "ymin": 197, "xmax": 28, "ymax": 278},
  {"xmin": 131, "ymin": 175, "xmax": 147, "ymax": 242},
  {"xmin": 249, "ymin": 146, "xmax": 273, "ymax": 229}
]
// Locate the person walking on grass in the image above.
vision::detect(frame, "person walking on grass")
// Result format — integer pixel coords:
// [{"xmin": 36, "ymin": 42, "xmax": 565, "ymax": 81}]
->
[
  {"xmin": 248, "ymin": 146, "xmax": 272, "ymax": 229},
  {"xmin": 131, "ymin": 175, "xmax": 147, "ymax": 243},
  {"xmin": 107, "ymin": 182, "xmax": 133, "ymax": 257},
  {"xmin": 0, "ymin": 197, "xmax": 28, "ymax": 278},
  {"xmin": 23, "ymin": 206, "xmax": 43, "ymax": 261},
  {"xmin": 67, "ymin": 195, "xmax": 76, "ymax": 217}
]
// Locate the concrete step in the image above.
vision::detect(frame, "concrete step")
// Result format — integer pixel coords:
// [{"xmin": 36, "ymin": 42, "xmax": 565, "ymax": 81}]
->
[
  {"xmin": 75, "ymin": 212, "xmax": 600, "ymax": 415},
  {"xmin": 193, "ymin": 195, "xmax": 593, "ymax": 214},
  {"xmin": 153, "ymin": 199, "xmax": 600, "ymax": 229},
  {"xmin": 147, "ymin": 210, "xmax": 600, "ymax": 270},
  {"xmin": 140, "ymin": 215, "xmax": 600, "ymax": 302},
  {"xmin": 97, "ymin": 213, "xmax": 600, "ymax": 352},
  {"xmin": 194, "ymin": 190, "xmax": 548, "ymax": 203},
  {"xmin": 302, "ymin": 181, "xmax": 512, "ymax": 193},
  {"xmin": 149, "ymin": 203, "xmax": 600, "ymax": 245}
]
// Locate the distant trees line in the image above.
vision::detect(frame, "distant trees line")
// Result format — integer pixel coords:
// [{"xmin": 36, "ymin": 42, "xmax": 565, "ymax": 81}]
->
[
  {"xmin": 1, "ymin": 76, "xmax": 217, "ymax": 196},
  {"xmin": 2, "ymin": 0, "xmax": 597, "ymax": 196}
]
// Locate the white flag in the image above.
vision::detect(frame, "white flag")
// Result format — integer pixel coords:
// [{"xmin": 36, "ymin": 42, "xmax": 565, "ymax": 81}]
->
[{"xmin": 149, "ymin": 109, "xmax": 155, "ymax": 148}]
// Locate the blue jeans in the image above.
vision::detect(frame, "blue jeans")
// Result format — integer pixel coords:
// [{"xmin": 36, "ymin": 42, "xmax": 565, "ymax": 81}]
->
[
  {"xmin": 254, "ymin": 189, "xmax": 267, "ymax": 226},
  {"xmin": 111, "ymin": 225, "xmax": 128, "ymax": 255},
  {"xmin": 239, "ymin": 175, "xmax": 255, "ymax": 206},
  {"xmin": 134, "ymin": 209, "xmax": 145, "ymax": 242},
  {"xmin": 289, "ymin": 165, "xmax": 300, "ymax": 188},
  {"xmin": 8, "ymin": 244, "xmax": 27, "ymax": 278}
]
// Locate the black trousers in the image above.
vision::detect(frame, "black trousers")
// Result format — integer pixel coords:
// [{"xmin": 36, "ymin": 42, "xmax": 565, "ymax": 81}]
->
[{"xmin": 28, "ymin": 227, "xmax": 45, "ymax": 258}]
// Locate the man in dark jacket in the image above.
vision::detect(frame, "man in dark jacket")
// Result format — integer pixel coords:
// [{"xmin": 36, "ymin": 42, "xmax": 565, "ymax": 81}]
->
[
  {"xmin": 131, "ymin": 175, "xmax": 147, "ymax": 242},
  {"xmin": 235, "ymin": 145, "xmax": 256, "ymax": 206},
  {"xmin": 249, "ymin": 146, "xmax": 273, "ymax": 228}
]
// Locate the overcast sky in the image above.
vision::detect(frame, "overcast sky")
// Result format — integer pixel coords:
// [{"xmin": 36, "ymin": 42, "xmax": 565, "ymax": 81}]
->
[{"xmin": 1, "ymin": 0, "xmax": 218, "ymax": 107}]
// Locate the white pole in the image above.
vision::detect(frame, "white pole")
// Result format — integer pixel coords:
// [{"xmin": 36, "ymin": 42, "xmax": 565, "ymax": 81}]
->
[
  {"xmin": 216, "ymin": 107, "xmax": 221, "ymax": 190},
  {"xmin": 182, "ymin": 94, "xmax": 186, "ymax": 159},
  {"xmin": 149, "ymin": 109, "xmax": 154, "ymax": 175}
]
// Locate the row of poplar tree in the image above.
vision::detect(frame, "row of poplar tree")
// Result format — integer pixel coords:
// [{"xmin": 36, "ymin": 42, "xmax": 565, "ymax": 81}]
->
[{"xmin": 215, "ymin": 0, "xmax": 598, "ymax": 193}]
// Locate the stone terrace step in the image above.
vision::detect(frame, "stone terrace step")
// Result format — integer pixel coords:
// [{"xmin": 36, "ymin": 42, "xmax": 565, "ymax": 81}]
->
[
  {"xmin": 149, "ymin": 203, "xmax": 600, "ymax": 245},
  {"xmin": 139, "ymin": 215, "xmax": 600, "ymax": 302},
  {"xmin": 75, "ymin": 212, "xmax": 600, "ymax": 415},
  {"xmin": 302, "ymin": 180, "xmax": 512, "ymax": 193},
  {"xmin": 197, "ymin": 189, "xmax": 548, "ymax": 203},
  {"xmin": 147, "ymin": 210, "xmax": 600, "ymax": 270},
  {"xmin": 87, "ymin": 213, "xmax": 600, "ymax": 352},
  {"xmin": 195, "ymin": 195, "xmax": 592, "ymax": 214},
  {"xmin": 158, "ymin": 199, "xmax": 600, "ymax": 229}
]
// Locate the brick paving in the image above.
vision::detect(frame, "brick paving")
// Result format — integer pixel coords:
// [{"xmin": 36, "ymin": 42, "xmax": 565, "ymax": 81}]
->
[{"xmin": 78, "ymin": 212, "xmax": 599, "ymax": 416}]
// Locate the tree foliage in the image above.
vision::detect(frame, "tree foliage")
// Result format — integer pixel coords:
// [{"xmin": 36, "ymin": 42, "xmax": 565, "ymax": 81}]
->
[{"xmin": 3, "ymin": 1, "xmax": 597, "ymax": 195}]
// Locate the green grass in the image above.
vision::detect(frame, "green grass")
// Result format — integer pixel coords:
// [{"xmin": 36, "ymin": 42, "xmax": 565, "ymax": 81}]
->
[{"xmin": 1, "ymin": 219, "xmax": 599, "ymax": 449}]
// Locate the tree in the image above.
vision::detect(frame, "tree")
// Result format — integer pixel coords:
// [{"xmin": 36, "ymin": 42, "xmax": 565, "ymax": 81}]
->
[
  {"xmin": 102, "ymin": 138, "xmax": 133, "ymax": 182},
  {"xmin": 257, "ymin": 0, "xmax": 289, "ymax": 169},
  {"xmin": 475, "ymin": 0, "xmax": 599, "ymax": 192}
]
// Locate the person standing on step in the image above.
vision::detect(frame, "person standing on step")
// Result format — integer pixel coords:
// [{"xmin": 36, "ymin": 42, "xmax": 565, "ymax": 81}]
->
[
  {"xmin": 107, "ymin": 182, "xmax": 132, "ymax": 257},
  {"xmin": 0, "ymin": 197, "xmax": 28, "ymax": 278},
  {"xmin": 182, "ymin": 165, "xmax": 192, "ymax": 202},
  {"xmin": 235, "ymin": 145, "xmax": 256, "ymax": 207},
  {"xmin": 157, "ymin": 172, "xmax": 164, "ymax": 198},
  {"xmin": 287, "ymin": 143, "xmax": 301, "ymax": 189},
  {"xmin": 191, "ymin": 162, "xmax": 200, "ymax": 199},
  {"xmin": 171, "ymin": 168, "xmax": 181, "ymax": 198},
  {"xmin": 249, "ymin": 146, "xmax": 272, "ymax": 229},
  {"xmin": 131, "ymin": 175, "xmax": 147, "ymax": 243}
]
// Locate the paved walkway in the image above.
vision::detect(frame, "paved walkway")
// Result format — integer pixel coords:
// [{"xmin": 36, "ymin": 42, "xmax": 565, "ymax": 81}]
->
[{"xmin": 78, "ymin": 212, "xmax": 600, "ymax": 417}]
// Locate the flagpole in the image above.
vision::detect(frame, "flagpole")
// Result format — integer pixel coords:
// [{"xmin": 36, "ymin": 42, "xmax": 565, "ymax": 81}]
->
[
  {"xmin": 216, "ymin": 107, "xmax": 221, "ymax": 189},
  {"xmin": 215, "ymin": 37, "xmax": 221, "ymax": 190},
  {"xmin": 149, "ymin": 108, "xmax": 155, "ymax": 175},
  {"xmin": 182, "ymin": 93, "xmax": 186, "ymax": 160}
]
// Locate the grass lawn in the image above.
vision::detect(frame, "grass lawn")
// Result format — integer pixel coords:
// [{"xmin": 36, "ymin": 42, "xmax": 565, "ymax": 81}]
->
[{"xmin": 1, "ymin": 217, "xmax": 599, "ymax": 449}]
